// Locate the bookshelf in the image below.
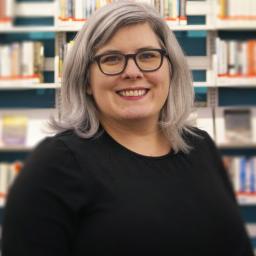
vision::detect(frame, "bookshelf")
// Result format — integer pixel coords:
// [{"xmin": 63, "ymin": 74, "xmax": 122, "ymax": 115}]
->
[{"xmin": 0, "ymin": 0, "xmax": 256, "ymax": 253}]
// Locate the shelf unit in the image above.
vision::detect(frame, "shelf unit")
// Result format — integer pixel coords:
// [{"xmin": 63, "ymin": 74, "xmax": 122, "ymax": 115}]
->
[
  {"xmin": 0, "ymin": 3, "xmax": 256, "ymax": 253},
  {"xmin": 0, "ymin": 2, "xmax": 256, "ymax": 255}
]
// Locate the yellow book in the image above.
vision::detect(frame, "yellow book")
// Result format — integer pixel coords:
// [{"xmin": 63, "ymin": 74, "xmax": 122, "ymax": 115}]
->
[
  {"xmin": 2, "ymin": 115, "xmax": 28, "ymax": 146},
  {"xmin": 218, "ymin": 0, "xmax": 227, "ymax": 18}
]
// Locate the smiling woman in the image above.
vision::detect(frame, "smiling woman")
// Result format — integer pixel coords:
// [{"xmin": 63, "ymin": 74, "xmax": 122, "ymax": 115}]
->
[
  {"xmin": 51, "ymin": 0, "xmax": 194, "ymax": 153},
  {"xmin": 2, "ymin": 1, "xmax": 254, "ymax": 256}
]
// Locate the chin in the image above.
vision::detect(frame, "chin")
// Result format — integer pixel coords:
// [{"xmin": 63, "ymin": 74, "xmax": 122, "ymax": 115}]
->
[{"xmin": 118, "ymin": 110, "xmax": 155, "ymax": 121}]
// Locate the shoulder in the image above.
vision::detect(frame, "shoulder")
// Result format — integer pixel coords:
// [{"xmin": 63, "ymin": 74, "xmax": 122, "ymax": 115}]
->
[
  {"xmin": 24, "ymin": 129, "xmax": 107, "ymax": 174},
  {"xmin": 19, "ymin": 129, "xmax": 91, "ymax": 182},
  {"xmin": 26, "ymin": 130, "xmax": 77, "ymax": 165},
  {"xmin": 182, "ymin": 126, "xmax": 215, "ymax": 150},
  {"xmin": 31, "ymin": 129, "xmax": 94, "ymax": 159},
  {"xmin": 9, "ymin": 130, "xmax": 91, "ymax": 201}
]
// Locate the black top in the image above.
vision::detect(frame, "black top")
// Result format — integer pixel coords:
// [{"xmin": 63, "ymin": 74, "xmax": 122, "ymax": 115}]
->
[{"xmin": 2, "ymin": 128, "xmax": 254, "ymax": 256}]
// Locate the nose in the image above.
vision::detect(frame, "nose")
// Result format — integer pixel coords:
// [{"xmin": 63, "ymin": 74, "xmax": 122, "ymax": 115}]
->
[{"xmin": 120, "ymin": 57, "xmax": 143, "ymax": 80}]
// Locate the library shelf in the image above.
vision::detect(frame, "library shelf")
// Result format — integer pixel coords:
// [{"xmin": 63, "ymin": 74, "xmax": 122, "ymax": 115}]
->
[
  {"xmin": 237, "ymin": 193, "xmax": 256, "ymax": 206},
  {"xmin": 0, "ymin": 83, "xmax": 60, "ymax": 90}
]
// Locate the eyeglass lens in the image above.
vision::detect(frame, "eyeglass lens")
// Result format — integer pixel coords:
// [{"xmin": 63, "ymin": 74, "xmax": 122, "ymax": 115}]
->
[{"xmin": 98, "ymin": 50, "xmax": 163, "ymax": 75}]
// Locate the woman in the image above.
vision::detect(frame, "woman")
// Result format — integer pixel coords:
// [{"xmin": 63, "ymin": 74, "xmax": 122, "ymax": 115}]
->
[{"xmin": 2, "ymin": 1, "xmax": 254, "ymax": 256}]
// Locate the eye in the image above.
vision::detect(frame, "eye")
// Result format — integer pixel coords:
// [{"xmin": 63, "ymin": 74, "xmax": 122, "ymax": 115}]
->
[
  {"xmin": 100, "ymin": 54, "xmax": 123, "ymax": 65},
  {"xmin": 137, "ymin": 51, "xmax": 160, "ymax": 62}
]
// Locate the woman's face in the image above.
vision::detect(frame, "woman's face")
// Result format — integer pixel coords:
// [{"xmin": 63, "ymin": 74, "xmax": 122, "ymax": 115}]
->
[{"xmin": 88, "ymin": 23, "xmax": 170, "ymax": 126}]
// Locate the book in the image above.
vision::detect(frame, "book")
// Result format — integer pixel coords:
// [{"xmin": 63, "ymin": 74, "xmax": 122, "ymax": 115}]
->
[
  {"xmin": 215, "ymin": 107, "xmax": 256, "ymax": 145},
  {"xmin": 223, "ymin": 156, "xmax": 256, "ymax": 194},
  {"xmin": 1, "ymin": 115, "xmax": 28, "ymax": 146},
  {"xmin": 0, "ymin": 41, "xmax": 44, "ymax": 82},
  {"xmin": 224, "ymin": 109, "xmax": 252, "ymax": 143}
]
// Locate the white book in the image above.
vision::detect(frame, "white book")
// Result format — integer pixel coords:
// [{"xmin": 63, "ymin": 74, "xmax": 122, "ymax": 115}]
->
[
  {"xmin": 0, "ymin": 163, "xmax": 9, "ymax": 197},
  {"xmin": 163, "ymin": 0, "xmax": 169, "ymax": 17},
  {"xmin": 82, "ymin": 0, "xmax": 86, "ymax": 19},
  {"xmin": 91, "ymin": 0, "xmax": 96, "ymax": 15},
  {"xmin": 168, "ymin": 0, "xmax": 179, "ymax": 25},
  {"xmin": 222, "ymin": 41, "xmax": 228, "ymax": 75},
  {"xmin": 216, "ymin": 38, "xmax": 223, "ymax": 75},
  {"xmin": 216, "ymin": 38, "xmax": 228, "ymax": 75},
  {"xmin": 159, "ymin": 0, "xmax": 164, "ymax": 17},
  {"xmin": 86, "ymin": 0, "xmax": 92, "ymax": 17},
  {"xmin": 5, "ymin": 0, "xmax": 14, "ymax": 19},
  {"xmin": 236, "ymin": 41, "xmax": 241, "ymax": 75},
  {"xmin": 228, "ymin": 40, "xmax": 237, "ymax": 75},
  {"xmin": 59, "ymin": 0, "xmax": 67, "ymax": 18},
  {"xmin": 233, "ymin": 157, "xmax": 241, "ymax": 193},
  {"xmin": 179, "ymin": 0, "xmax": 187, "ymax": 25},
  {"xmin": 0, "ymin": 45, "xmax": 11, "ymax": 77},
  {"xmin": 11, "ymin": 42, "xmax": 21, "ymax": 77},
  {"xmin": 75, "ymin": 0, "xmax": 84, "ymax": 19},
  {"xmin": 241, "ymin": 41, "xmax": 248, "ymax": 76},
  {"xmin": 21, "ymin": 41, "xmax": 34, "ymax": 77}
]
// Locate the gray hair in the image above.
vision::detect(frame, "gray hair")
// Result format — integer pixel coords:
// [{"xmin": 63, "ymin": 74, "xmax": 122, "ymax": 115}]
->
[{"xmin": 50, "ymin": 1, "xmax": 195, "ymax": 153}]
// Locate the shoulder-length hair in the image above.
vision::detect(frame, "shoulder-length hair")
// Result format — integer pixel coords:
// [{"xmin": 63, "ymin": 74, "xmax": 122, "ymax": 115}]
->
[{"xmin": 50, "ymin": 1, "xmax": 195, "ymax": 153}]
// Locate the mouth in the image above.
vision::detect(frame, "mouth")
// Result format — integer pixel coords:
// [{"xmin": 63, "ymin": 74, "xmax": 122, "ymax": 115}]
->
[{"xmin": 116, "ymin": 88, "xmax": 149, "ymax": 99}]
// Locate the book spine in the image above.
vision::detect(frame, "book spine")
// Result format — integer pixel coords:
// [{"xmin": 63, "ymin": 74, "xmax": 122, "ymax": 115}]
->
[
  {"xmin": 21, "ymin": 41, "xmax": 34, "ymax": 77},
  {"xmin": 75, "ymin": 0, "xmax": 84, "ymax": 19},
  {"xmin": 249, "ymin": 158, "xmax": 255, "ymax": 192},
  {"xmin": 11, "ymin": 43, "xmax": 21, "ymax": 77},
  {"xmin": 179, "ymin": 0, "xmax": 187, "ymax": 25},
  {"xmin": 239, "ymin": 158, "xmax": 247, "ymax": 192},
  {"xmin": 5, "ymin": 0, "xmax": 13, "ymax": 19},
  {"xmin": 247, "ymin": 40, "xmax": 255, "ymax": 76},
  {"xmin": 33, "ymin": 42, "xmax": 44, "ymax": 82},
  {"xmin": 241, "ymin": 41, "xmax": 248, "ymax": 76},
  {"xmin": 228, "ymin": 40, "xmax": 237, "ymax": 76},
  {"xmin": 233, "ymin": 157, "xmax": 240, "ymax": 193},
  {"xmin": 0, "ymin": 163, "xmax": 9, "ymax": 198},
  {"xmin": 0, "ymin": 45, "xmax": 11, "ymax": 77},
  {"xmin": 218, "ymin": 0, "xmax": 227, "ymax": 18},
  {"xmin": 163, "ymin": 0, "xmax": 169, "ymax": 18}
]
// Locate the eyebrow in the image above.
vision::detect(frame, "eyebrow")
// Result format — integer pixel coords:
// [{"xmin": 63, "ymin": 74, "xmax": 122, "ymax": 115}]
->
[{"xmin": 97, "ymin": 46, "xmax": 161, "ymax": 56}]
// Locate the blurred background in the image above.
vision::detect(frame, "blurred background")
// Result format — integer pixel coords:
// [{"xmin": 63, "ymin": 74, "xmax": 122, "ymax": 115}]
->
[{"xmin": 0, "ymin": 0, "xmax": 256, "ymax": 254}]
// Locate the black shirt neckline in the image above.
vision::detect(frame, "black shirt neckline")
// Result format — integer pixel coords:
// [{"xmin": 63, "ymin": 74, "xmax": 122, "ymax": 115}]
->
[{"xmin": 102, "ymin": 129, "xmax": 175, "ymax": 160}]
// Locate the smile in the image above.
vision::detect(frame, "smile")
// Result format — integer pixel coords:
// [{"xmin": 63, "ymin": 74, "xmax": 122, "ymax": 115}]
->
[{"xmin": 117, "ymin": 88, "xmax": 149, "ymax": 97}]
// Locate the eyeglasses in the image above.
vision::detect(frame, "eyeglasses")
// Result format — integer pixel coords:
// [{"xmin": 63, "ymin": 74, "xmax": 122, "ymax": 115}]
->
[{"xmin": 92, "ymin": 48, "xmax": 168, "ymax": 76}]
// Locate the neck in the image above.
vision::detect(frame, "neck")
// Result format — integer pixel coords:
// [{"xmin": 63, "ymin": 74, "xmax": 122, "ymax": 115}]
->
[{"xmin": 100, "ymin": 117, "xmax": 171, "ymax": 157}]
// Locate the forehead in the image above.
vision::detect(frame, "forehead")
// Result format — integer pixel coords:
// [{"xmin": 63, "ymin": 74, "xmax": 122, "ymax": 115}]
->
[{"xmin": 96, "ymin": 23, "xmax": 161, "ymax": 54}]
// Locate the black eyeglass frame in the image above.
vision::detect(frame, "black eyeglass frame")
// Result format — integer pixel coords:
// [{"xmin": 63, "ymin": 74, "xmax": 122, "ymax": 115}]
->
[{"xmin": 92, "ymin": 48, "xmax": 169, "ymax": 76}]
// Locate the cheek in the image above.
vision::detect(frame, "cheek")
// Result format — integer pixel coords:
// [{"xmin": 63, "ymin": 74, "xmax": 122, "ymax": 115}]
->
[
  {"xmin": 88, "ymin": 66, "xmax": 106, "ymax": 96},
  {"xmin": 151, "ymin": 68, "xmax": 170, "ymax": 92}
]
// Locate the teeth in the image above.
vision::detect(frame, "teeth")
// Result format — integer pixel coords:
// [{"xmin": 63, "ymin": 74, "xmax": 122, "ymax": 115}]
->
[{"xmin": 119, "ymin": 89, "xmax": 147, "ymax": 97}]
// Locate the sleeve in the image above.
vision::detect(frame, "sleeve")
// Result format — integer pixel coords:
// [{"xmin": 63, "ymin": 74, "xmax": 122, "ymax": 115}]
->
[
  {"xmin": 202, "ymin": 130, "xmax": 255, "ymax": 255},
  {"xmin": 201, "ymin": 130, "xmax": 238, "ymax": 202},
  {"xmin": 2, "ymin": 137, "xmax": 89, "ymax": 256}
]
